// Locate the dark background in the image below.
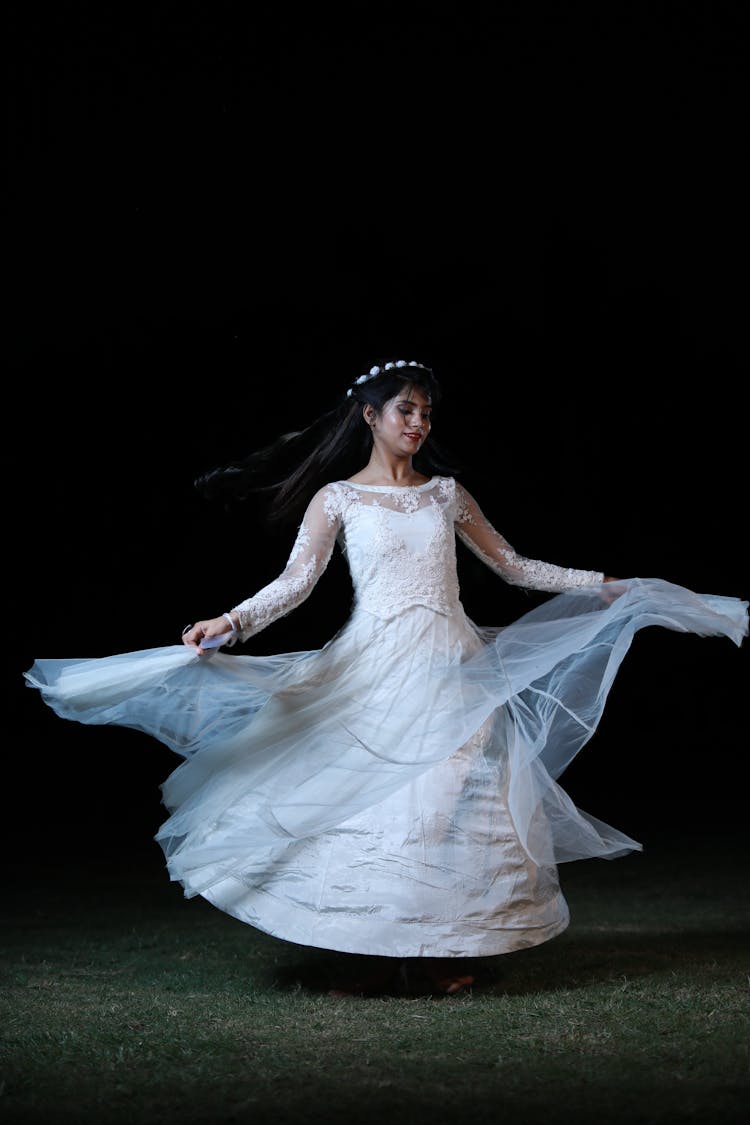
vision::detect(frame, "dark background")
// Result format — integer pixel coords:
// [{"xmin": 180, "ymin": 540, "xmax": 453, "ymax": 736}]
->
[{"xmin": 7, "ymin": 3, "xmax": 747, "ymax": 864}]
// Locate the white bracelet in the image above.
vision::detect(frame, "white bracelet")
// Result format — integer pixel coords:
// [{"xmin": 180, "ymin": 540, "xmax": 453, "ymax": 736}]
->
[{"xmin": 223, "ymin": 612, "xmax": 237, "ymax": 633}]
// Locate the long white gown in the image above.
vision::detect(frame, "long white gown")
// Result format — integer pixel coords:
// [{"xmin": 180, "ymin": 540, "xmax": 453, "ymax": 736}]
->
[{"xmin": 24, "ymin": 477, "xmax": 748, "ymax": 958}]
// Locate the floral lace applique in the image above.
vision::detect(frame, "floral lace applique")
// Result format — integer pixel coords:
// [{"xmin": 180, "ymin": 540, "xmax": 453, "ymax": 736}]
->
[
  {"xmin": 287, "ymin": 520, "xmax": 311, "ymax": 566},
  {"xmin": 232, "ymin": 485, "xmax": 343, "ymax": 639},
  {"xmin": 390, "ymin": 487, "xmax": 422, "ymax": 515},
  {"xmin": 345, "ymin": 491, "xmax": 460, "ymax": 618},
  {"xmin": 455, "ymin": 490, "xmax": 476, "ymax": 526},
  {"xmin": 322, "ymin": 487, "xmax": 343, "ymax": 527},
  {"xmin": 232, "ymin": 476, "xmax": 603, "ymax": 641},
  {"xmin": 453, "ymin": 483, "xmax": 603, "ymax": 592},
  {"xmin": 236, "ymin": 556, "xmax": 321, "ymax": 635}
]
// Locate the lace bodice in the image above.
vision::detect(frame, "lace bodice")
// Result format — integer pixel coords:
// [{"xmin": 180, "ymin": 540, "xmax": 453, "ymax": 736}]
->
[{"xmin": 232, "ymin": 477, "xmax": 604, "ymax": 640}]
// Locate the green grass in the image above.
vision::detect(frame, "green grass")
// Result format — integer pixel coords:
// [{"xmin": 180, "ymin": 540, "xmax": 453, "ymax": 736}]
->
[{"xmin": 2, "ymin": 834, "xmax": 749, "ymax": 1124}]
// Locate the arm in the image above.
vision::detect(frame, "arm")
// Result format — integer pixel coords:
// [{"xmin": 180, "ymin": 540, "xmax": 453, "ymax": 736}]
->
[
  {"xmin": 454, "ymin": 483, "xmax": 605, "ymax": 592},
  {"xmin": 183, "ymin": 485, "xmax": 342, "ymax": 651}
]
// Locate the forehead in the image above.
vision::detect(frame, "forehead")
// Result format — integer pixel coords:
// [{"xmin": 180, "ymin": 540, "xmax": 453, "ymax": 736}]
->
[{"xmin": 389, "ymin": 383, "xmax": 432, "ymax": 406}]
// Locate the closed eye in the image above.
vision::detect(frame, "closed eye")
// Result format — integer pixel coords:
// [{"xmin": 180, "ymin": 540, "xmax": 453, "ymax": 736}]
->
[{"xmin": 399, "ymin": 406, "xmax": 432, "ymax": 420}]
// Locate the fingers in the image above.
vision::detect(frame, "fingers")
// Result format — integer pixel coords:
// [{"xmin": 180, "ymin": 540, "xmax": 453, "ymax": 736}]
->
[
  {"xmin": 599, "ymin": 581, "xmax": 625, "ymax": 605},
  {"xmin": 181, "ymin": 619, "xmax": 228, "ymax": 651},
  {"xmin": 181, "ymin": 622, "xmax": 205, "ymax": 648}
]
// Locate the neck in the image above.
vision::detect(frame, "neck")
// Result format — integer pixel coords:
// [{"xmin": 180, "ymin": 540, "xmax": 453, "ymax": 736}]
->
[{"xmin": 352, "ymin": 449, "xmax": 427, "ymax": 486}]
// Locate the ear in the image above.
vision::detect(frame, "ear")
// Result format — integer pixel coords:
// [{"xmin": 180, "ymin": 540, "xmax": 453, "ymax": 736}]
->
[{"xmin": 362, "ymin": 405, "xmax": 376, "ymax": 426}]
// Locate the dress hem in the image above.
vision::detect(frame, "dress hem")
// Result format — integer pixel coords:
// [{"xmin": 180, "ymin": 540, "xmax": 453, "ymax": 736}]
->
[{"xmin": 197, "ymin": 878, "xmax": 572, "ymax": 959}]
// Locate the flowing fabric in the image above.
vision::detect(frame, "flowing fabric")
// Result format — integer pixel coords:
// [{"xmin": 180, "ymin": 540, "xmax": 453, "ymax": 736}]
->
[{"xmin": 24, "ymin": 478, "xmax": 748, "ymax": 957}]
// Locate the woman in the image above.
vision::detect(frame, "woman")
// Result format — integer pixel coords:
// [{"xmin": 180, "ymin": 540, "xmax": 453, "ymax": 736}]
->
[{"xmin": 25, "ymin": 359, "xmax": 748, "ymax": 996}]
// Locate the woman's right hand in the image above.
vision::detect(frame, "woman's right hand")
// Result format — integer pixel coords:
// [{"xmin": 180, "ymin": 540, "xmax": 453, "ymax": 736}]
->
[{"xmin": 182, "ymin": 616, "xmax": 236, "ymax": 653}]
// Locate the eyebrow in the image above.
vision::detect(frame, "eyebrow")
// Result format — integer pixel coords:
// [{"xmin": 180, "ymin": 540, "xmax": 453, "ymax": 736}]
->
[{"xmin": 397, "ymin": 397, "xmax": 432, "ymax": 407}]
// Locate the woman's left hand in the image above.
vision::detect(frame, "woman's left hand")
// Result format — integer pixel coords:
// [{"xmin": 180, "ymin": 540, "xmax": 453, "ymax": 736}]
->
[{"xmin": 600, "ymin": 576, "xmax": 624, "ymax": 604}]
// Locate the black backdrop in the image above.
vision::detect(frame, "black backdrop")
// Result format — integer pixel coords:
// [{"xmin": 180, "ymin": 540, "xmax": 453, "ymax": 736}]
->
[{"xmin": 7, "ymin": 4, "xmax": 748, "ymax": 863}]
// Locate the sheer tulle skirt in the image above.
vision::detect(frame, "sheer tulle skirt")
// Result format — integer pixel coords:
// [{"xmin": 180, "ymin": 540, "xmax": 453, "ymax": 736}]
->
[{"xmin": 25, "ymin": 577, "xmax": 748, "ymax": 956}]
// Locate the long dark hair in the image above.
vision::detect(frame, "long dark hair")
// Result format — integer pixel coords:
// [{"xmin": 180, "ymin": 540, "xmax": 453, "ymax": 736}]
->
[{"xmin": 195, "ymin": 360, "xmax": 464, "ymax": 526}]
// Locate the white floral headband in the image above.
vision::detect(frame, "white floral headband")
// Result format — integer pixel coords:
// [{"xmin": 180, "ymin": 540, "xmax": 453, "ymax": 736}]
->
[{"xmin": 346, "ymin": 360, "xmax": 430, "ymax": 397}]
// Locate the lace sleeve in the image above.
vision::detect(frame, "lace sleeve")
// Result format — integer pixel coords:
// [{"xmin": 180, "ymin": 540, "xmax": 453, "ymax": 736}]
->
[
  {"xmin": 454, "ymin": 483, "xmax": 604, "ymax": 592},
  {"xmin": 231, "ymin": 485, "xmax": 342, "ymax": 640}
]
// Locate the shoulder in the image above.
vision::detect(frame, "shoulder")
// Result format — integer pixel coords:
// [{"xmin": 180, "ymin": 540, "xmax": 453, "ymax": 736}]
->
[
  {"xmin": 445, "ymin": 479, "xmax": 480, "ymax": 524},
  {"xmin": 431, "ymin": 475, "xmax": 457, "ymax": 498},
  {"xmin": 307, "ymin": 481, "xmax": 359, "ymax": 524},
  {"xmin": 425, "ymin": 476, "xmax": 462, "ymax": 505},
  {"xmin": 429, "ymin": 477, "xmax": 475, "ymax": 522}
]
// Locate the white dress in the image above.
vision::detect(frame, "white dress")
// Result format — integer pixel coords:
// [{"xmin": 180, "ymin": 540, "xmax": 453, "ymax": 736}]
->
[{"xmin": 24, "ymin": 477, "xmax": 748, "ymax": 958}]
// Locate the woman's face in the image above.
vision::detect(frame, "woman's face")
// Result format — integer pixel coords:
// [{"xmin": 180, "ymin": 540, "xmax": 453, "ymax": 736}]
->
[{"xmin": 368, "ymin": 383, "xmax": 432, "ymax": 456}]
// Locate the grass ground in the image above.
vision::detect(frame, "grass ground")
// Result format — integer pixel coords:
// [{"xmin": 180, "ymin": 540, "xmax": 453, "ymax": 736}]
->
[{"xmin": 2, "ymin": 830, "xmax": 748, "ymax": 1124}]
